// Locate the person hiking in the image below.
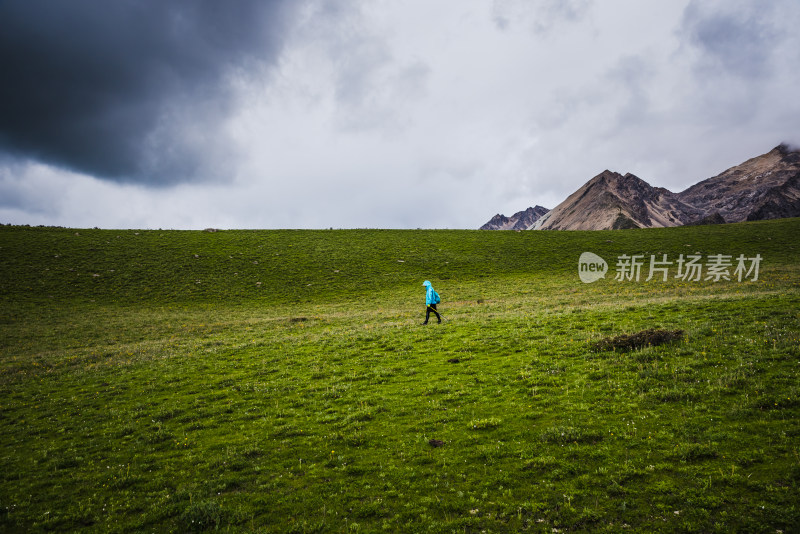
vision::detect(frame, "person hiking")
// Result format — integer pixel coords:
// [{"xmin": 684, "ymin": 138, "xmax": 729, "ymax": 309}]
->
[{"xmin": 422, "ymin": 280, "xmax": 441, "ymax": 324}]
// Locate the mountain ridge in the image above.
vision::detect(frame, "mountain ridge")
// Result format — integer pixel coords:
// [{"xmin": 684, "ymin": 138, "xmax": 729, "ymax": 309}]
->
[{"xmin": 482, "ymin": 144, "xmax": 800, "ymax": 230}]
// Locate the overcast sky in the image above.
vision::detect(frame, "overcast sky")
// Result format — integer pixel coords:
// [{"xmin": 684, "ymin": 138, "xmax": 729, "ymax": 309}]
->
[{"xmin": 1, "ymin": 0, "xmax": 799, "ymax": 229}]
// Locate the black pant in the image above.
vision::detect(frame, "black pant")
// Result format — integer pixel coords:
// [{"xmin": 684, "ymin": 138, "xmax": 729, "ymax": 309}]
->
[{"xmin": 424, "ymin": 304, "xmax": 441, "ymax": 323}]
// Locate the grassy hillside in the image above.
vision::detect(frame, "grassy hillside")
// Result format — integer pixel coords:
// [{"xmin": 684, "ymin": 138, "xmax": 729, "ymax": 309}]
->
[
  {"xmin": 1, "ymin": 219, "xmax": 799, "ymax": 532},
  {"xmin": 1, "ymin": 219, "xmax": 797, "ymax": 305}
]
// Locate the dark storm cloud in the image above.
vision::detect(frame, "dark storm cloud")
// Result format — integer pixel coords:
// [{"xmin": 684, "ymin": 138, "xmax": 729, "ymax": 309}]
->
[{"xmin": 0, "ymin": 0, "xmax": 298, "ymax": 185}]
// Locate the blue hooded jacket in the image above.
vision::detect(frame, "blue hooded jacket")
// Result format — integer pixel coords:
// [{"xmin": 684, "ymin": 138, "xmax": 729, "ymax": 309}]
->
[{"xmin": 422, "ymin": 280, "xmax": 437, "ymax": 306}]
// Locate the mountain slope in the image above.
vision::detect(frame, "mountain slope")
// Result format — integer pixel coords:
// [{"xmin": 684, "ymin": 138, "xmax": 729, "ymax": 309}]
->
[{"xmin": 677, "ymin": 144, "xmax": 800, "ymax": 223}]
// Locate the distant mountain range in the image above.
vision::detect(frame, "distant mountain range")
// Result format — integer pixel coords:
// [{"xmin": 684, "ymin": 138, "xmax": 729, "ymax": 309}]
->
[
  {"xmin": 480, "ymin": 205, "xmax": 549, "ymax": 230},
  {"xmin": 482, "ymin": 144, "xmax": 800, "ymax": 230}
]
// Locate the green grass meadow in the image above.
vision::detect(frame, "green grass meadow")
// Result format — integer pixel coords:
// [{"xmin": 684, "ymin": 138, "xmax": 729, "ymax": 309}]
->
[{"xmin": 1, "ymin": 220, "xmax": 799, "ymax": 532}]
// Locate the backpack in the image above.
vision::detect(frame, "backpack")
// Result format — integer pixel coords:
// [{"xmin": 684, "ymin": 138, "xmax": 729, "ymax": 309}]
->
[{"xmin": 433, "ymin": 290, "xmax": 441, "ymax": 304}]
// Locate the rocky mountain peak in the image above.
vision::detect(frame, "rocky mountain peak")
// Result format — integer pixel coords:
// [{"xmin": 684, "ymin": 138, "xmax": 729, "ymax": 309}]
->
[{"xmin": 530, "ymin": 169, "xmax": 698, "ymax": 230}]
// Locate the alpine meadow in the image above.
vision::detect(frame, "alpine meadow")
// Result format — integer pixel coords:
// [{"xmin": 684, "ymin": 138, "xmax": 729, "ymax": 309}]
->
[{"xmin": 1, "ymin": 219, "xmax": 799, "ymax": 533}]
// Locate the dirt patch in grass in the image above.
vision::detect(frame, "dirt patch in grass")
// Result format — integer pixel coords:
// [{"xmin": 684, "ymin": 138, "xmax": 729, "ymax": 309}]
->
[{"xmin": 590, "ymin": 328, "xmax": 684, "ymax": 353}]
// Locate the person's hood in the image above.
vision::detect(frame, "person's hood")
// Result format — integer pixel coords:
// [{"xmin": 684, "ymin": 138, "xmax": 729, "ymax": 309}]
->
[{"xmin": 422, "ymin": 280, "xmax": 431, "ymax": 288}]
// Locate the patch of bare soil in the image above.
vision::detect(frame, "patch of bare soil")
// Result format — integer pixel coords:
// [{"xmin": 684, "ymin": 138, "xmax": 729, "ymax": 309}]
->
[{"xmin": 590, "ymin": 328, "xmax": 684, "ymax": 353}]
